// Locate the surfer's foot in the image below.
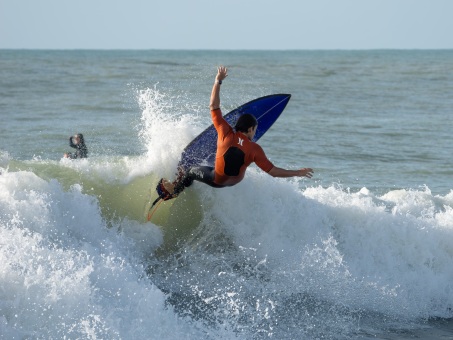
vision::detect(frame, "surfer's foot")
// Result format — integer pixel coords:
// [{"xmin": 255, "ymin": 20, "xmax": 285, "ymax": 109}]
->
[
  {"xmin": 156, "ymin": 178, "xmax": 178, "ymax": 200},
  {"xmin": 162, "ymin": 178, "xmax": 175, "ymax": 194}
]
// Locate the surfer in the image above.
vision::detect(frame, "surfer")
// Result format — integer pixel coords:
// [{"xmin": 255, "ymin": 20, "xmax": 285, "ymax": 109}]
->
[
  {"xmin": 63, "ymin": 133, "xmax": 88, "ymax": 159},
  {"xmin": 157, "ymin": 66, "xmax": 313, "ymax": 200}
]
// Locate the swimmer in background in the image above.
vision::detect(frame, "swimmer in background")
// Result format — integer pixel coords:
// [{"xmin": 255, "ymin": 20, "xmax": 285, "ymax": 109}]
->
[{"xmin": 64, "ymin": 133, "xmax": 88, "ymax": 159}]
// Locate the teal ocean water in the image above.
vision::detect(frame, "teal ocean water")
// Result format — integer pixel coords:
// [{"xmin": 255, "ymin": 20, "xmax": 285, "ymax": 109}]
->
[{"xmin": 1, "ymin": 50, "xmax": 453, "ymax": 339}]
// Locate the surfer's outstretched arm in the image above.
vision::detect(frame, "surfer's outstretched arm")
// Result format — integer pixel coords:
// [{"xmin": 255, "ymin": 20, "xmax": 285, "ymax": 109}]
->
[
  {"xmin": 209, "ymin": 66, "xmax": 228, "ymax": 110},
  {"xmin": 268, "ymin": 166, "xmax": 314, "ymax": 179}
]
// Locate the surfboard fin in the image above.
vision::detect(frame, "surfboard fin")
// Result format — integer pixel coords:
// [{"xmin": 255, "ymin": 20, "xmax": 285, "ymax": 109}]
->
[
  {"xmin": 146, "ymin": 196, "xmax": 163, "ymax": 221},
  {"xmin": 146, "ymin": 172, "xmax": 187, "ymax": 222},
  {"xmin": 146, "ymin": 178, "xmax": 180, "ymax": 222}
]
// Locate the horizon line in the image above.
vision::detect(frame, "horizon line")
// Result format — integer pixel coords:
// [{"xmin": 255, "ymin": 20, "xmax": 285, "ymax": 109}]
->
[{"xmin": 1, "ymin": 47, "xmax": 453, "ymax": 52}]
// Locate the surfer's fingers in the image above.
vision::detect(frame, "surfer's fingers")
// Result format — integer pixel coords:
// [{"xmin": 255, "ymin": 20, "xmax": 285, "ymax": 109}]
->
[
  {"xmin": 300, "ymin": 168, "xmax": 314, "ymax": 178},
  {"xmin": 218, "ymin": 65, "xmax": 228, "ymax": 74}
]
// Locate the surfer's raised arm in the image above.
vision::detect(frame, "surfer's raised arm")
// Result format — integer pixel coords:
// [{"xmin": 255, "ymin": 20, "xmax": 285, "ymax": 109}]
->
[{"xmin": 209, "ymin": 66, "xmax": 228, "ymax": 110}]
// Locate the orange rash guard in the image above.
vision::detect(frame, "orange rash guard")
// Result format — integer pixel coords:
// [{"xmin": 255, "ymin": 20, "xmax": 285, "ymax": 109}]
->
[{"xmin": 211, "ymin": 108, "xmax": 274, "ymax": 186}]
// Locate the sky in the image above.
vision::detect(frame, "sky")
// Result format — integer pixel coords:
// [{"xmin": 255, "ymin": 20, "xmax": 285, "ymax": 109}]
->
[{"xmin": 1, "ymin": 0, "xmax": 453, "ymax": 50}]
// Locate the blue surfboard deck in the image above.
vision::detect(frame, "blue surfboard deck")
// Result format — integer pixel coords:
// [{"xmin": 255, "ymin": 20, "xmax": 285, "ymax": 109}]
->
[{"xmin": 178, "ymin": 94, "xmax": 291, "ymax": 171}]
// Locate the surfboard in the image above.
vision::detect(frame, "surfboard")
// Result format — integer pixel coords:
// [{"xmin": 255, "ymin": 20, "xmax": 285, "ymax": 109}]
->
[
  {"xmin": 145, "ymin": 94, "xmax": 291, "ymax": 221},
  {"xmin": 178, "ymin": 93, "xmax": 291, "ymax": 171}
]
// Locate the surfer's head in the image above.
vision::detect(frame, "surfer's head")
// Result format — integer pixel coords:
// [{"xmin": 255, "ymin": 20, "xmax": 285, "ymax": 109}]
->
[
  {"xmin": 71, "ymin": 133, "xmax": 85, "ymax": 146},
  {"xmin": 235, "ymin": 114, "xmax": 257, "ymax": 133}
]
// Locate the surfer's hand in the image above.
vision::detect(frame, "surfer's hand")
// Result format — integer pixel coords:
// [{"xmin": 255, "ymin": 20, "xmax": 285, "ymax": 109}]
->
[
  {"xmin": 216, "ymin": 66, "xmax": 228, "ymax": 81},
  {"xmin": 298, "ymin": 168, "xmax": 314, "ymax": 178}
]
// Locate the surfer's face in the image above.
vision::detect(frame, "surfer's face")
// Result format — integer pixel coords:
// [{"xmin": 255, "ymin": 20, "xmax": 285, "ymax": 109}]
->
[
  {"xmin": 247, "ymin": 125, "xmax": 257, "ymax": 140},
  {"xmin": 72, "ymin": 135, "xmax": 80, "ymax": 145}
]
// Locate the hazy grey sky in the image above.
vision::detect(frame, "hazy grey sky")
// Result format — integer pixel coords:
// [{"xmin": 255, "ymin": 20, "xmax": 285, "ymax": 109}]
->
[{"xmin": 1, "ymin": 0, "xmax": 452, "ymax": 50}]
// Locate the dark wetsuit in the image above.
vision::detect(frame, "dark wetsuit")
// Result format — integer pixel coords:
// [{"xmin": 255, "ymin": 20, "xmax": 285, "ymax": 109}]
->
[
  {"xmin": 66, "ymin": 135, "xmax": 88, "ymax": 159},
  {"xmin": 174, "ymin": 108, "xmax": 273, "ymax": 194}
]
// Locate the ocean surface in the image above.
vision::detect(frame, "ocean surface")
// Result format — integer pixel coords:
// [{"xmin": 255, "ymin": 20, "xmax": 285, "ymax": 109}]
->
[{"xmin": 1, "ymin": 49, "xmax": 453, "ymax": 339}]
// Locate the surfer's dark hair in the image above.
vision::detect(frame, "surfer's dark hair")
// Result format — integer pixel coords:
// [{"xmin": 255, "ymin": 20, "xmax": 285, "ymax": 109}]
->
[{"xmin": 234, "ymin": 114, "xmax": 257, "ymax": 133}]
